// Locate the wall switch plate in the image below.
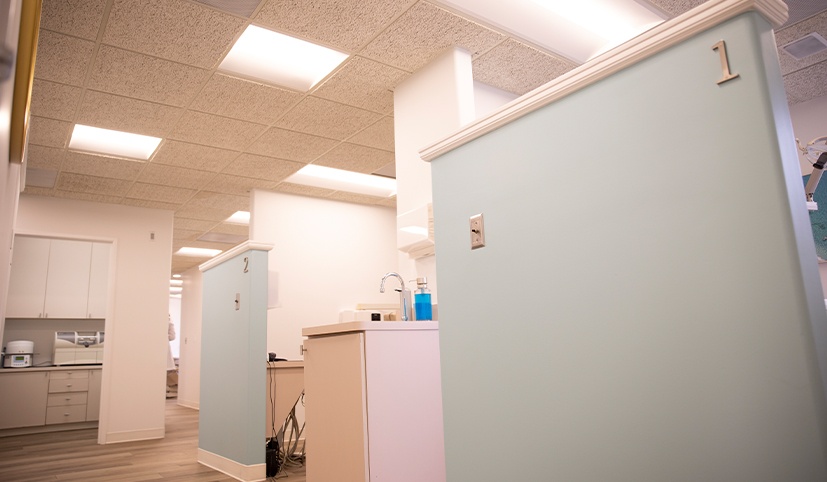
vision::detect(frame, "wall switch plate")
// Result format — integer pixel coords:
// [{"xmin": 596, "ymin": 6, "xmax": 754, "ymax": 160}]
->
[{"xmin": 470, "ymin": 213, "xmax": 485, "ymax": 249}]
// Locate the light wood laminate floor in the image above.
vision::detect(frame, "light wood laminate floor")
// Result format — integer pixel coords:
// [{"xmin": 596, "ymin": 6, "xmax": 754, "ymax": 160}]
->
[{"xmin": 0, "ymin": 399, "xmax": 306, "ymax": 481}]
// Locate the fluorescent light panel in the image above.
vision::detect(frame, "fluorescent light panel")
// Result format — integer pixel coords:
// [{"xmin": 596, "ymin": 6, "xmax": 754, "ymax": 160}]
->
[
  {"xmin": 219, "ymin": 25, "xmax": 349, "ymax": 92},
  {"xmin": 225, "ymin": 211, "xmax": 250, "ymax": 225},
  {"xmin": 68, "ymin": 124, "xmax": 162, "ymax": 160},
  {"xmin": 175, "ymin": 247, "xmax": 222, "ymax": 258},
  {"xmin": 285, "ymin": 165, "xmax": 397, "ymax": 197},
  {"xmin": 531, "ymin": 0, "xmax": 661, "ymax": 45},
  {"xmin": 170, "ymin": 279, "xmax": 183, "ymax": 287}
]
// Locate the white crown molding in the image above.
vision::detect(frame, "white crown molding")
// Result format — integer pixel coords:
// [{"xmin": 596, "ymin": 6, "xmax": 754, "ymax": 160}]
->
[
  {"xmin": 199, "ymin": 240, "xmax": 274, "ymax": 272},
  {"xmin": 420, "ymin": 0, "xmax": 788, "ymax": 162}
]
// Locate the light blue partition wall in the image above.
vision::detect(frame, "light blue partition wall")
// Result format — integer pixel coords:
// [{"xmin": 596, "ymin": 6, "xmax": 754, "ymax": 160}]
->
[
  {"xmin": 426, "ymin": 2, "xmax": 827, "ymax": 481},
  {"xmin": 198, "ymin": 242, "xmax": 272, "ymax": 480}
]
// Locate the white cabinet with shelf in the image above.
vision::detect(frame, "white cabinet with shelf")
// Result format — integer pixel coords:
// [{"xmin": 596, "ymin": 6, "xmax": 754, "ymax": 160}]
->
[
  {"xmin": 5, "ymin": 236, "xmax": 110, "ymax": 319},
  {"xmin": 302, "ymin": 322, "xmax": 445, "ymax": 482}
]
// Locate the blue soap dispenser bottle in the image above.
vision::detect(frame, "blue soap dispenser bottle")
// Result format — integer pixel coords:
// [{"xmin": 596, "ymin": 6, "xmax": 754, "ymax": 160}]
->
[{"xmin": 413, "ymin": 277, "xmax": 432, "ymax": 321}]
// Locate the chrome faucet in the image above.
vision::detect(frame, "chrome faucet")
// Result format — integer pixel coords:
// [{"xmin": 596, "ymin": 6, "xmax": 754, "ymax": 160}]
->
[{"xmin": 380, "ymin": 272, "xmax": 411, "ymax": 321}]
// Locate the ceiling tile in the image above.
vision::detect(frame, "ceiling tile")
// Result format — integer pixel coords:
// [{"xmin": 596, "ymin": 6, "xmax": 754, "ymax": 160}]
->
[
  {"xmin": 784, "ymin": 60, "xmax": 827, "ymax": 105},
  {"xmin": 173, "ymin": 228, "xmax": 202, "ymax": 241},
  {"xmin": 222, "ymin": 153, "xmax": 304, "ymax": 181},
  {"xmin": 360, "ymin": 2, "xmax": 505, "ymax": 73},
  {"xmin": 276, "ymin": 97, "xmax": 381, "ymax": 140},
  {"xmin": 254, "ymin": 0, "xmax": 415, "ymax": 51},
  {"xmin": 193, "ymin": 0, "xmax": 263, "ymax": 18},
  {"xmin": 170, "ymin": 111, "xmax": 268, "ymax": 151},
  {"xmin": 55, "ymin": 172, "xmax": 132, "ymax": 197},
  {"xmin": 30, "ymin": 79, "xmax": 83, "ymax": 121},
  {"xmin": 126, "ymin": 182, "xmax": 196, "ymax": 204},
  {"xmin": 22, "ymin": 186, "xmax": 56, "ymax": 197},
  {"xmin": 151, "ymin": 140, "xmax": 239, "ymax": 172},
  {"xmin": 137, "ymin": 163, "xmax": 217, "ymax": 189},
  {"xmin": 174, "ymin": 204, "xmax": 238, "ymax": 221},
  {"xmin": 122, "ymin": 198, "xmax": 183, "ymax": 211},
  {"xmin": 33, "ymin": 30, "xmax": 95, "ymax": 86},
  {"xmin": 190, "ymin": 73, "xmax": 301, "ymax": 125},
  {"xmin": 348, "ymin": 116, "xmax": 395, "ymax": 151},
  {"xmin": 25, "ymin": 145, "xmax": 65, "ymax": 170},
  {"xmin": 275, "ymin": 182, "xmax": 335, "ymax": 198},
  {"xmin": 28, "ymin": 116, "xmax": 72, "ymax": 148},
  {"xmin": 246, "ymin": 127, "xmax": 338, "ymax": 162},
  {"xmin": 314, "ymin": 142, "xmax": 394, "ymax": 173},
  {"xmin": 62, "ymin": 151, "xmax": 144, "ymax": 180},
  {"xmin": 186, "ymin": 191, "xmax": 250, "ymax": 210},
  {"xmin": 174, "ymin": 217, "xmax": 220, "ymax": 232},
  {"xmin": 776, "ymin": 11, "xmax": 827, "ymax": 75},
  {"xmin": 103, "ymin": 0, "xmax": 247, "ymax": 69},
  {"xmin": 201, "ymin": 173, "xmax": 278, "ymax": 195},
  {"xmin": 87, "ymin": 46, "xmax": 211, "ymax": 107},
  {"xmin": 209, "ymin": 223, "xmax": 249, "ymax": 235},
  {"xmin": 643, "ymin": 0, "xmax": 705, "ymax": 17},
  {"xmin": 40, "ymin": 0, "xmax": 107, "ymax": 40},
  {"xmin": 53, "ymin": 190, "xmax": 125, "ymax": 204},
  {"xmin": 473, "ymin": 38, "xmax": 579, "ymax": 95},
  {"xmin": 377, "ymin": 196, "xmax": 397, "ymax": 208},
  {"xmin": 328, "ymin": 191, "xmax": 393, "ymax": 205},
  {"xmin": 313, "ymin": 56, "xmax": 409, "ymax": 114},
  {"xmin": 76, "ymin": 90, "xmax": 184, "ymax": 138}
]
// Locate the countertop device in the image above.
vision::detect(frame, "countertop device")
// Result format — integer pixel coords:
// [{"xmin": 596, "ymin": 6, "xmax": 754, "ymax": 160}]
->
[
  {"xmin": 54, "ymin": 331, "xmax": 104, "ymax": 366},
  {"xmin": 3, "ymin": 340, "xmax": 34, "ymax": 368}
]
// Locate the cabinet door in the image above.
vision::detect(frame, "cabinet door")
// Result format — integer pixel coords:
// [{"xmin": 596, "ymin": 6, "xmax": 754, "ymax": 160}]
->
[
  {"xmin": 86, "ymin": 369, "xmax": 101, "ymax": 421},
  {"xmin": 304, "ymin": 333, "xmax": 370, "ymax": 482},
  {"xmin": 86, "ymin": 242, "xmax": 110, "ymax": 318},
  {"xmin": 43, "ymin": 239, "xmax": 92, "ymax": 318},
  {"xmin": 0, "ymin": 372, "xmax": 48, "ymax": 429},
  {"xmin": 5, "ymin": 236, "xmax": 50, "ymax": 318}
]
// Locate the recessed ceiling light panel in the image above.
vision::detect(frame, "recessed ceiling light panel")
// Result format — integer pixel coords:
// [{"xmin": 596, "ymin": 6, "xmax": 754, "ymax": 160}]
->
[
  {"xmin": 68, "ymin": 124, "xmax": 162, "ymax": 160},
  {"xmin": 219, "ymin": 25, "xmax": 349, "ymax": 91},
  {"xmin": 175, "ymin": 247, "xmax": 222, "ymax": 258},
  {"xmin": 224, "ymin": 211, "xmax": 251, "ymax": 225},
  {"xmin": 782, "ymin": 33, "xmax": 827, "ymax": 60},
  {"xmin": 285, "ymin": 165, "xmax": 397, "ymax": 198}
]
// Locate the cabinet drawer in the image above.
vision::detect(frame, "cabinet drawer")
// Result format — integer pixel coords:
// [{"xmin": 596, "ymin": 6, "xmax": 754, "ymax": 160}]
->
[
  {"xmin": 45, "ymin": 405, "xmax": 87, "ymax": 424},
  {"xmin": 47, "ymin": 392, "xmax": 88, "ymax": 407},
  {"xmin": 48, "ymin": 378, "xmax": 89, "ymax": 393},
  {"xmin": 50, "ymin": 370, "xmax": 89, "ymax": 380}
]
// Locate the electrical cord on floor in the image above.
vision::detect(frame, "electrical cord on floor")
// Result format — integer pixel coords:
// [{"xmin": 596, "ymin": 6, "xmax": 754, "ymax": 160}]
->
[{"xmin": 273, "ymin": 391, "xmax": 306, "ymax": 480}]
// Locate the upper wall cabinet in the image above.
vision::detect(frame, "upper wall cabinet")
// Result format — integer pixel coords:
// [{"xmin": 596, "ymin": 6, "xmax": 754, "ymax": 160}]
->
[{"xmin": 5, "ymin": 236, "xmax": 110, "ymax": 319}]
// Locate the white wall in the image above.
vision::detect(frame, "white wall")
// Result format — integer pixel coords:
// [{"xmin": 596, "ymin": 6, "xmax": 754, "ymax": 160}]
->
[
  {"xmin": 250, "ymin": 190, "xmax": 397, "ymax": 360},
  {"xmin": 474, "ymin": 81, "xmax": 519, "ymax": 120},
  {"xmin": 15, "ymin": 195, "xmax": 173, "ymax": 443},
  {"xmin": 177, "ymin": 265, "xmax": 202, "ymax": 409}
]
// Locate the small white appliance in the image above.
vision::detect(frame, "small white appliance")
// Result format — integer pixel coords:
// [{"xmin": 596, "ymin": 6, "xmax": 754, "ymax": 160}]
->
[
  {"xmin": 3, "ymin": 340, "xmax": 34, "ymax": 368},
  {"xmin": 54, "ymin": 331, "xmax": 104, "ymax": 366}
]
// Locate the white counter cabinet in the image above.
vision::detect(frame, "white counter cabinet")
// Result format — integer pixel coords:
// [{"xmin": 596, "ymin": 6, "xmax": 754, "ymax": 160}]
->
[
  {"xmin": 0, "ymin": 371, "xmax": 48, "ymax": 429},
  {"xmin": 302, "ymin": 321, "xmax": 445, "ymax": 482}
]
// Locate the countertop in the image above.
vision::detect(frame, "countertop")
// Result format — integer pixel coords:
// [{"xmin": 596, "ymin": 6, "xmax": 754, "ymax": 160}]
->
[
  {"xmin": 0, "ymin": 365, "xmax": 102, "ymax": 373},
  {"xmin": 302, "ymin": 320, "xmax": 439, "ymax": 337}
]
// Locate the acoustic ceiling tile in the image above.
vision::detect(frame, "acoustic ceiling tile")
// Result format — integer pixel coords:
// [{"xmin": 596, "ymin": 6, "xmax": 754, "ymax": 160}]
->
[
  {"xmin": 30, "ymin": 79, "xmax": 83, "ymax": 121},
  {"xmin": 103, "ymin": 0, "xmax": 247, "ymax": 69},
  {"xmin": 784, "ymin": 60, "xmax": 827, "ymax": 105},
  {"xmin": 122, "ymin": 198, "xmax": 184, "ymax": 211},
  {"xmin": 360, "ymin": 2, "xmax": 505, "ymax": 72},
  {"xmin": 28, "ymin": 116, "xmax": 73, "ymax": 148},
  {"xmin": 22, "ymin": 186, "xmax": 55, "ymax": 197},
  {"xmin": 173, "ymin": 228, "xmax": 201, "ymax": 241},
  {"xmin": 313, "ymin": 56, "xmax": 409, "ymax": 114},
  {"xmin": 151, "ymin": 140, "xmax": 239, "ymax": 172},
  {"xmin": 314, "ymin": 142, "xmax": 395, "ymax": 173},
  {"xmin": 174, "ymin": 217, "xmax": 219, "ymax": 232},
  {"xmin": 254, "ymin": 0, "xmax": 414, "ymax": 52},
  {"xmin": 88, "ymin": 46, "xmax": 211, "ymax": 107},
  {"xmin": 201, "ymin": 173, "xmax": 278, "ymax": 196},
  {"xmin": 186, "ymin": 191, "xmax": 250, "ymax": 211},
  {"xmin": 55, "ymin": 172, "xmax": 132, "ymax": 197},
  {"xmin": 25, "ymin": 145, "xmax": 65, "ymax": 170},
  {"xmin": 328, "ymin": 191, "xmax": 392, "ymax": 206},
  {"xmin": 34, "ymin": 30, "xmax": 95, "ymax": 86},
  {"xmin": 174, "ymin": 204, "xmax": 235, "ymax": 222},
  {"xmin": 275, "ymin": 182, "xmax": 336, "ymax": 198},
  {"xmin": 76, "ymin": 90, "xmax": 184, "ymax": 138},
  {"xmin": 53, "ymin": 190, "xmax": 124, "ymax": 204},
  {"xmin": 126, "ymin": 182, "xmax": 196, "ymax": 204},
  {"xmin": 644, "ymin": 0, "xmax": 705, "ymax": 17},
  {"xmin": 190, "ymin": 73, "xmax": 301, "ymax": 125},
  {"xmin": 473, "ymin": 38, "xmax": 579, "ymax": 95},
  {"xmin": 377, "ymin": 196, "xmax": 397, "ymax": 208},
  {"xmin": 209, "ymin": 223, "xmax": 249, "ymax": 235},
  {"xmin": 223, "ymin": 153, "xmax": 304, "ymax": 181},
  {"xmin": 170, "ymin": 111, "xmax": 268, "ymax": 151},
  {"xmin": 137, "ymin": 163, "xmax": 216, "ymax": 190},
  {"xmin": 348, "ymin": 116, "xmax": 395, "ymax": 151},
  {"xmin": 247, "ymin": 127, "xmax": 338, "ymax": 162},
  {"xmin": 62, "ymin": 151, "xmax": 144, "ymax": 180},
  {"xmin": 39, "ymin": 0, "xmax": 108, "ymax": 40},
  {"xmin": 275, "ymin": 97, "xmax": 381, "ymax": 140},
  {"xmin": 776, "ymin": 12, "xmax": 827, "ymax": 75}
]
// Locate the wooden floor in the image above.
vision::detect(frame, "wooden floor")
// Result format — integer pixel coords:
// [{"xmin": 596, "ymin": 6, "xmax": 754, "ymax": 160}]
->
[{"xmin": 0, "ymin": 399, "xmax": 306, "ymax": 481}]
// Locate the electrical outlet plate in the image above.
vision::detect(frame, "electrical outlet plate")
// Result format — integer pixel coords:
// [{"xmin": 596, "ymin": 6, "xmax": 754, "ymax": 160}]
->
[{"xmin": 470, "ymin": 213, "xmax": 485, "ymax": 249}]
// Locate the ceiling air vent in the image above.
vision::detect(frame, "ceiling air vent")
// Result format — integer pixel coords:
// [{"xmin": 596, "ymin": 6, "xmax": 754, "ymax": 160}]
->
[
  {"xmin": 193, "ymin": 0, "xmax": 261, "ymax": 18},
  {"xmin": 782, "ymin": 32, "xmax": 827, "ymax": 60}
]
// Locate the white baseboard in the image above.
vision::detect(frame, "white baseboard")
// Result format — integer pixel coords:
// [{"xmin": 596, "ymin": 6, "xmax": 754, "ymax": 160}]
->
[
  {"xmin": 177, "ymin": 398, "xmax": 199, "ymax": 410},
  {"xmin": 101, "ymin": 427, "xmax": 165, "ymax": 444},
  {"xmin": 198, "ymin": 448, "xmax": 265, "ymax": 482}
]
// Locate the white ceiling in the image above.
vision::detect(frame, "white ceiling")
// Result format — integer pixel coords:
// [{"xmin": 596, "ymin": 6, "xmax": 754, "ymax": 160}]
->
[{"xmin": 22, "ymin": 0, "xmax": 827, "ymax": 275}]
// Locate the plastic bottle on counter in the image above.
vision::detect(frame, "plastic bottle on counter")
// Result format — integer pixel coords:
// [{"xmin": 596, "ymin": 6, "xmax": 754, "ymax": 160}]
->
[{"xmin": 412, "ymin": 277, "xmax": 432, "ymax": 321}]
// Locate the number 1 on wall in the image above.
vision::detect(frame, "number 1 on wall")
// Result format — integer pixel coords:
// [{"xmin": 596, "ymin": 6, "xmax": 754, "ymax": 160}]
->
[{"xmin": 712, "ymin": 40, "xmax": 740, "ymax": 85}]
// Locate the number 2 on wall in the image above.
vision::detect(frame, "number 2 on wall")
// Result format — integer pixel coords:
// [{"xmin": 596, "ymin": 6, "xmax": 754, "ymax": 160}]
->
[{"xmin": 712, "ymin": 40, "xmax": 739, "ymax": 85}]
